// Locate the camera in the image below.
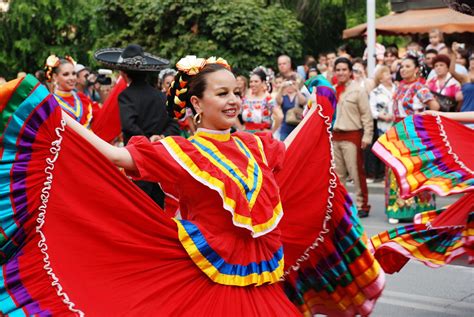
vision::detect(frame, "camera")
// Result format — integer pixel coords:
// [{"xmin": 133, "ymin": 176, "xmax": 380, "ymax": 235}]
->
[
  {"xmin": 96, "ymin": 69, "xmax": 112, "ymax": 85},
  {"xmin": 458, "ymin": 43, "xmax": 465, "ymax": 50},
  {"xmin": 96, "ymin": 74, "xmax": 112, "ymax": 85}
]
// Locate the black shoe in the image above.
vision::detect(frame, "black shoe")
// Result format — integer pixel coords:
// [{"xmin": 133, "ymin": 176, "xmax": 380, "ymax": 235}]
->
[{"xmin": 358, "ymin": 210, "xmax": 369, "ymax": 218}]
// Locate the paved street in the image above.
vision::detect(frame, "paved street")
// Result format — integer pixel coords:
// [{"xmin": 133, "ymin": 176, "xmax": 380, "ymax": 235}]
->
[{"xmin": 344, "ymin": 184, "xmax": 474, "ymax": 317}]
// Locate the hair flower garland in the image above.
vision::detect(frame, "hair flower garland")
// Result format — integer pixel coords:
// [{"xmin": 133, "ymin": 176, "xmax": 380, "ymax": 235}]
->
[
  {"xmin": 44, "ymin": 54, "xmax": 76, "ymax": 82},
  {"xmin": 176, "ymin": 56, "xmax": 207, "ymax": 75},
  {"xmin": 206, "ymin": 56, "xmax": 231, "ymax": 70},
  {"xmin": 168, "ymin": 55, "xmax": 232, "ymax": 121},
  {"xmin": 45, "ymin": 55, "xmax": 60, "ymax": 68}
]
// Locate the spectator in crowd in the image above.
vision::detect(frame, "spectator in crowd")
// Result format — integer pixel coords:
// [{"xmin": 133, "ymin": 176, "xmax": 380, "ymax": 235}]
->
[
  {"xmin": 384, "ymin": 46, "xmax": 401, "ymax": 82},
  {"xmin": 449, "ymin": 42, "xmax": 474, "ymax": 112},
  {"xmin": 277, "ymin": 54, "xmax": 295, "ymax": 80},
  {"xmin": 337, "ymin": 44, "xmax": 352, "ymax": 59},
  {"xmin": 427, "ymin": 54, "xmax": 462, "ymax": 112},
  {"xmin": 271, "ymin": 73, "xmax": 283, "ymax": 100},
  {"xmin": 368, "ymin": 65, "xmax": 395, "ymax": 183},
  {"xmin": 158, "ymin": 68, "xmax": 177, "ymax": 94},
  {"xmin": 386, "ymin": 55, "xmax": 439, "ymax": 224},
  {"xmin": 425, "ymin": 29, "xmax": 446, "ymax": 52},
  {"xmin": 236, "ymin": 74, "xmax": 249, "ymax": 99},
  {"xmin": 326, "ymin": 51, "xmax": 338, "ymax": 83},
  {"xmin": 85, "ymin": 71, "xmax": 102, "ymax": 102},
  {"xmin": 317, "ymin": 53, "xmax": 328, "ymax": 74},
  {"xmin": 296, "ymin": 55, "xmax": 316, "ymax": 80},
  {"xmin": 275, "ymin": 73, "xmax": 307, "ymax": 140},
  {"xmin": 99, "ymin": 80, "xmax": 113, "ymax": 103},
  {"xmin": 455, "ymin": 47, "xmax": 470, "ymax": 70},
  {"xmin": 428, "ymin": 46, "xmax": 468, "ymax": 81},
  {"xmin": 241, "ymin": 67, "xmax": 282, "ymax": 134},
  {"xmin": 362, "ymin": 33, "xmax": 385, "ymax": 63},
  {"xmin": 332, "ymin": 57, "xmax": 373, "ymax": 218},
  {"xmin": 75, "ymin": 64, "xmax": 91, "ymax": 96},
  {"xmin": 406, "ymin": 41, "xmax": 422, "ymax": 56},
  {"xmin": 306, "ymin": 61, "xmax": 318, "ymax": 79},
  {"xmin": 352, "ymin": 58, "xmax": 374, "ymax": 94},
  {"xmin": 424, "ymin": 49, "xmax": 438, "ymax": 73}
]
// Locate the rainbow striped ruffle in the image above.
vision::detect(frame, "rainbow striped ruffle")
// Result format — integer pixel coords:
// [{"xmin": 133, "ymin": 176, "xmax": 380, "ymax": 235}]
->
[
  {"xmin": 371, "ymin": 115, "xmax": 473, "ymax": 273},
  {"xmin": 276, "ymin": 99, "xmax": 384, "ymax": 316},
  {"xmin": 373, "ymin": 115, "xmax": 474, "ymax": 198},
  {"xmin": 370, "ymin": 198, "xmax": 473, "ymax": 274},
  {"xmin": 283, "ymin": 190, "xmax": 385, "ymax": 317}
]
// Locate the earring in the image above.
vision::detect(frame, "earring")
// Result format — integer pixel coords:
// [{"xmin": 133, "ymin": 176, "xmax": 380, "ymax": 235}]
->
[{"xmin": 193, "ymin": 112, "xmax": 202, "ymax": 125}]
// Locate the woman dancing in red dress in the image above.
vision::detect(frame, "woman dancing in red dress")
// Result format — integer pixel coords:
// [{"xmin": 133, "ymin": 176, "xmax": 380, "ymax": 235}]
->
[{"xmin": 0, "ymin": 56, "xmax": 384, "ymax": 316}]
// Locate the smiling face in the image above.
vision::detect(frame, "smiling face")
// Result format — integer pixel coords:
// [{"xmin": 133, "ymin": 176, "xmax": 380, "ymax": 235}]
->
[
  {"xmin": 400, "ymin": 58, "xmax": 419, "ymax": 81},
  {"xmin": 190, "ymin": 69, "xmax": 241, "ymax": 130},
  {"xmin": 76, "ymin": 69, "xmax": 90, "ymax": 87},
  {"xmin": 53, "ymin": 62, "xmax": 77, "ymax": 91},
  {"xmin": 249, "ymin": 74, "xmax": 265, "ymax": 95},
  {"xmin": 335, "ymin": 62, "xmax": 351, "ymax": 85}
]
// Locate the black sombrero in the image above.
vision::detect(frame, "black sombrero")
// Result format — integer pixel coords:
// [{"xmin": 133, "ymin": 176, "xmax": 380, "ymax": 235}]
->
[
  {"xmin": 94, "ymin": 44, "xmax": 169, "ymax": 72},
  {"xmin": 444, "ymin": 0, "xmax": 473, "ymax": 16}
]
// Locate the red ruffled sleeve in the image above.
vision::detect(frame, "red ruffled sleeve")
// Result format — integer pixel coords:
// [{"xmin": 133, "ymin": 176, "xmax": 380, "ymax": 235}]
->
[
  {"xmin": 255, "ymin": 132, "xmax": 285, "ymax": 171},
  {"xmin": 125, "ymin": 136, "xmax": 182, "ymax": 196}
]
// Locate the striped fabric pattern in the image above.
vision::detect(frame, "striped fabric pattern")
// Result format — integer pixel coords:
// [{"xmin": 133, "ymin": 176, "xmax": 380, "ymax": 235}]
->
[
  {"xmin": 1, "ymin": 75, "xmax": 70, "ymax": 315},
  {"xmin": 373, "ymin": 115, "xmax": 474, "ymax": 198},
  {"xmin": 370, "ymin": 223, "xmax": 466, "ymax": 269},
  {"xmin": 371, "ymin": 115, "xmax": 474, "ymax": 273},
  {"xmin": 283, "ymin": 190, "xmax": 385, "ymax": 316},
  {"xmin": 174, "ymin": 219, "xmax": 284, "ymax": 286},
  {"xmin": 160, "ymin": 135, "xmax": 283, "ymax": 238}
]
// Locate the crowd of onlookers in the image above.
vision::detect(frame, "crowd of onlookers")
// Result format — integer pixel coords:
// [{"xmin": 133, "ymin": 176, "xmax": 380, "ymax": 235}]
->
[{"xmin": 1, "ymin": 29, "xmax": 473, "ymax": 220}]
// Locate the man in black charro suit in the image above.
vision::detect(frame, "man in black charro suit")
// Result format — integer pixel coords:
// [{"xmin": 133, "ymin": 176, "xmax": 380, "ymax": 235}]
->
[{"xmin": 95, "ymin": 44, "xmax": 179, "ymax": 208}]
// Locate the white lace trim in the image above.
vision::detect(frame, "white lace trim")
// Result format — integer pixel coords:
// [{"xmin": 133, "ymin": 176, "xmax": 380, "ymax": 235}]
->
[
  {"xmin": 36, "ymin": 119, "xmax": 85, "ymax": 316},
  {"xmin": 435, "ymin": 114, "xmax": 474, "ymax": 175},
  {"xmin": 281, "ymin": 104, "xmax": 338, "ymax": 279}
]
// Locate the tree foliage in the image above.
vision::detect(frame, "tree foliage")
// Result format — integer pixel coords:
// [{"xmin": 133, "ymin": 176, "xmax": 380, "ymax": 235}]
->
[
  {"xmin": 270, "ymin": 0, "xmax": 391, "ymax": 59},
  {"xmin": 0, "ymin": 0, "xmax": 396, "ymax": 78},
  {"xmin": 95, "ymin": 0, "xmax": 303, "ymax": 74},
  {"xmin": 0, "ymin": 0, "xmax": 99, "ymax": 78}
]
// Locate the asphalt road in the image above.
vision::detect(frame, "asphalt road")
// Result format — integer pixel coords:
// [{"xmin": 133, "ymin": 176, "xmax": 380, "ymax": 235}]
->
[{"xmin": 343, "ymin": 186, "xmax": 474, "ymax": 317}]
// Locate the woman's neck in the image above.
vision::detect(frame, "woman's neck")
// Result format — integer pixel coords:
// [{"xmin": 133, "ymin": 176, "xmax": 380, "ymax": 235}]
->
[
  {"xmin": 55, "ymin": 89, "xmax": 73, "ymax": 96},
  {"xmin": 404, "ymin": 77, "xmax": 417, "ymax": 84},
  {"xmin": 195, "ymin": 127, "xmax": 231, "ymax": 141},
  {"xmin": 250, "ymin": 90, "xmax": 266, "ymax": 99},
  {"xmin": 382, "ymin": 82, "xmax": 393, "ymax": 89},
  {"xmin": 438, "ymin": 73, "xmax": 448, "ymax": 81}
]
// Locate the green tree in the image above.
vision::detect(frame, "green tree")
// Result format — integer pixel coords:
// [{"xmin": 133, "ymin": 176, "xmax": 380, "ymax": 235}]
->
[
  {"xmin": 269, "ymin": 0, "xmax": 391, "ymax": 59},
  {"xmin": 95, "ymin": 0, "xmax": 303, "ymax": 73},
  {"xmin": 0, "ymin": 0, "xmax": 99, "ymax": 79}
]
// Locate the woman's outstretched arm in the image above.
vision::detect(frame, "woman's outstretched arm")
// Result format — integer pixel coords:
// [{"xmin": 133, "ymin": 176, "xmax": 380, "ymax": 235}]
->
[
  {"xmin": 423, "ymin": 110, "xmax": 474, "ymax": 123},
  {"xmin": 62, "ymin": 111, "xmax": 137, "ymax": 170}
]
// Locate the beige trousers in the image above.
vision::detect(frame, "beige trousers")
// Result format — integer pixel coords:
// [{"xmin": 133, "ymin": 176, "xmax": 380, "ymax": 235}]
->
[{"xmin": 333, "ymin": 140, "xmax": 370, "ymax": 211}]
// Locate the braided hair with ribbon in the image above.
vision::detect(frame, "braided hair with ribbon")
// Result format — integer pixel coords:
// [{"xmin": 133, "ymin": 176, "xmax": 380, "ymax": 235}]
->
[{"xmin": 167, "ymin": 56, "xmax": 231, "ymax": 121}]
